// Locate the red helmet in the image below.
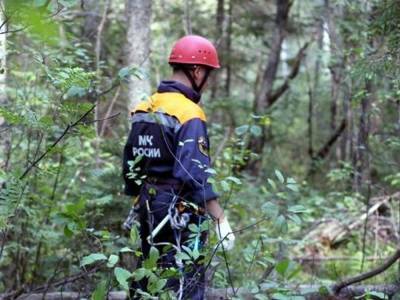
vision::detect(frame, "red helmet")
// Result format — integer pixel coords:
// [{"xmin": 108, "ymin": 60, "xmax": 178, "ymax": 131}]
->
[{"xmin": 169, "ymin": 35, "xmax": 220, "ymax": 69}]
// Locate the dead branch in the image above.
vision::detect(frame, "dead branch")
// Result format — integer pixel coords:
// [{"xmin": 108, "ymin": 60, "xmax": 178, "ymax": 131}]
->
[
  {"xmin": 267, "ymin": 42, "xmax": 310, "ymax": 107},
  {"xmin": 1, "ymin": 265, "xmax": 101, "ymax": 300},
  {"xmin": 99, "ymin": 86, "xmax": 121, "ymax": 137},
  {"xmin": 333, "ymin": 248, "xmax": 400, "ymax": 294},
  {"xmin": 313, "ymin": 118, "xmax": 347, "ymax": 160}
]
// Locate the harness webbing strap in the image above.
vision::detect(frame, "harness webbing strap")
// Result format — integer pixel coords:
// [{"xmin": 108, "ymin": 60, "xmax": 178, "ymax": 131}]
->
[{"xmin": 182, "ymin": 67, "xmax": 211, "ymax": 93}]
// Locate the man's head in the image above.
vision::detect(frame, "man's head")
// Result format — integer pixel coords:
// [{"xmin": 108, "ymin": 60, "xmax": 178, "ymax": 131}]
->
[{"xmin": 168, "ymin": 35, "xmax": 220, "ymax": 93}]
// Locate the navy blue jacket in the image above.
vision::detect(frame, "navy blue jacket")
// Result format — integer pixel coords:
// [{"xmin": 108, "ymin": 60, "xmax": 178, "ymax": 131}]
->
[{"xmin": 123, "ymin": 81, "xmax": 218, "ymax": 205}]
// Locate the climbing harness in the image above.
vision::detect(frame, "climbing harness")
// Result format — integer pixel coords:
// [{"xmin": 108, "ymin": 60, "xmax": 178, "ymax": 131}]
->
[{"xmin": 145, "ymin": 195, "xmax": 206, "ymax": 300}]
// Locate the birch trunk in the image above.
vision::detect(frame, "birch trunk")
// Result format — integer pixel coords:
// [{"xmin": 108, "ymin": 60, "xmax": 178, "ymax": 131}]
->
[
  {"xmin": 125, "ymin": 0, "xmax": 152, "ymax": 110},
  {"xmin": 0, "ymin": 3, "xmax": 9, "ymax": 173}
]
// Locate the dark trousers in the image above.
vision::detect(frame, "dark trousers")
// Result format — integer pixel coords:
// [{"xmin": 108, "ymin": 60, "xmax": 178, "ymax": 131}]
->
[{"xmin": 130, "ymin": 184, "xmax": 207, "ymax": 299}]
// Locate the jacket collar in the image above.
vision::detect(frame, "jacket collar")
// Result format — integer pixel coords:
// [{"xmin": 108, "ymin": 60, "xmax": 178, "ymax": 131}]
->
[{"xmin": 157, "ymin": 80, "xmax": 201, "ymax": 103}]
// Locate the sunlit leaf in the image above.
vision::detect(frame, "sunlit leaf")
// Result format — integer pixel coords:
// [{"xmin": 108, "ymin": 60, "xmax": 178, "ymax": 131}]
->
[
  {"xmin": 80, "ymin": 253, "xmax": 107, "ymax": 267},
  {"xmin": 114, "ymin": 267, "xmax": 132, "ymax": 290}
]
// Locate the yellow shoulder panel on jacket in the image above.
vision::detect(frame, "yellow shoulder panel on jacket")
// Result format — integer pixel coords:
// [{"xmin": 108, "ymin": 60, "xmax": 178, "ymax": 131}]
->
[{"xmin": 131, "ymin": 92, "xmax": 206, "ymax": 124}]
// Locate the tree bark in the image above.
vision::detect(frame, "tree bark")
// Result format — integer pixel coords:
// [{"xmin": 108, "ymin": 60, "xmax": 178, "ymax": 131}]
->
[
  {"xmin": 81, "ymin": 0, "xmax": 101, "ymax": 45},
  {"xmin": 225, "ymin": 0, "xmax": 232, "ymax": 97},
  {"xmin": 353, "ymin": 79, "xmax": 372, "ymax": 193},
  {"xmin": 210, "ymin": 0, "xmax": 225, "ymax": 104},
  {"xmin": 183, "ymin": 0, "xmax": 192, "ymax": 34},
  {"xmin": 248, "ymin": 0, "xmax": 292, "ymax": 175},
  {"xmin": 254, "ymin": 0, "xmax": 291, "ymax": 114},
  {"xmin": 124, "ymin": 0, "xmax": 152, "ymax": 110},
  {"xmin": 325, "ymin": 0, "xmax": 345, "ymax": 162},
  {"xmin": 307, "ymin": 16, "xmax": 324, "ymax": 160},
  {"xmin": 247, "ymin": 0, "xmax": 310, "ymax": 175},
  {"xmin": 0, "ymin": 3, "xmax": 10, "ymax": 174}
]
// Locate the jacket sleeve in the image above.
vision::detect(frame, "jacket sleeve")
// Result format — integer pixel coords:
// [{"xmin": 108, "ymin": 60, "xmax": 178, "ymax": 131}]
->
[
  {"xmin": 122, "ymin": 125, "xmax": 141, "ymax": 197},
  {"xmin": 173, "ymin": 118, "xmax": 219, "ymax": 205}
]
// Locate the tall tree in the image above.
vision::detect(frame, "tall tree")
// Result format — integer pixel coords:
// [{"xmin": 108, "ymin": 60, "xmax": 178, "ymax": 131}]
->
[
  {"xmin": 124, "ymin": 0, "xmax": 152, "ymax": 110},
  {"xmin": 0, "ymin": 2, "xmax": 9, "ymax": 174},
  {"xmin": 81, "ymin": 0, "xmax": 114, "ymax": 137},
  {"xmin": 248, "ymin": 0, "xmax": 308, "ymax": 174}
]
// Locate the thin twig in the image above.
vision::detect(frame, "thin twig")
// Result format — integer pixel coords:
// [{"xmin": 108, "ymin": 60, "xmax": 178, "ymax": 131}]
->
[
  {"xmin": 99, "ymin": 86, "xmax": 121, "ymax": 137},
  {"xmin": 19, "ymin": 105, "xmax": 96, "ymax": 180},
  {"xmin": 83, "ymin": 112, "xmax": 120, "ymax": 125}
]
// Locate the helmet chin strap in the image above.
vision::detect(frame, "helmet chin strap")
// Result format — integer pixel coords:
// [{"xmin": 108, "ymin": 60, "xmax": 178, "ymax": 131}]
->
[{"xmin": 182, "ymin": 67, "xmax": 211, "ymax": 93}]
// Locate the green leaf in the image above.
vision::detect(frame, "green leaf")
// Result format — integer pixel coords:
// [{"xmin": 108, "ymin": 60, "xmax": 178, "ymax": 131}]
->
[
  {"xmin": 267, "ymin": 179, "xmax": 277, "ymax": 191},
  {"xmin": 188, "ymin": 223, "xmax": 199, "ymax": 233},
  {"xmin": 235, "ymin": 125, "xmax": 249, "ymax": 136},
  {"xmin": 288, "ymin": 205, "xmax": 307, "ymax": 214},
  {"xmin": 66, "ymin": 86, "xmax": 86, "ymax": 98},
  {"xmin": 175, "ymin": 251, "xmax": 191, "ymax": 261},
  {"xmin": 287, "ymin": 263, "xmax": 302, "ymax": 280},
  {"xmin": 271, "ymin": 293, "xmax": 290, "ymax": 300},
  {"xmin": 205, "ymin": 168, "xmax": 217, "ymax": 174},
  {"xmin": 226, "ymin": 176, "xmax": 242, "ymax": 185},
  {"xmin": 261, "ymin": 202, "xmax": 279, "ymax": 219},
  {"xmin": 80, "ymin": 253, "xmax": 107, "ymax": 267},
  {"xmin": 130, "ymin": 225, "xmax": 139, "ymax": 245},
  {"xmin": 161, "ymin": 267, "xmax": 179, "ymax": 278},
  {"xmin": 118, "ymin": 67, "xmax": 131, "ymax": 80},
  {"xmin": 148, "ymin": 278, "xmax": 167, "ymax": 294},
  {"xmin": 274, "ymin": 215, "xmax": 288, "ymax": 234},
  {"xmin": 220, "ymin": 180, "xmax": 231, "ymax": 192},
  {"xmin": 286, "ymin": 184, "xmax": 299, "ymax": 192},
  {"xmin": 114, "ymin": 267, "xmax": 132, "ymax": 290},
  {"xmin": 59, "ymin": 0, "xmax": 78, "ymax": 8},
  {"xmin": 275, "ymin": 170, "xmax": 285, "ymax": 184},
  {"xmin": 250, "ymin": 125, "xmax": 262, "ymax": 137},
  {"xmin": 107, "ymin": 254, "xmax": 119, "ymax": 268},
  {"xmin": 144, "ymin": 246, "xmax": 159, "ymax": 269},
  {"xmin": 275, "ymin": 259, "xmax": 290, "ymax": 276},
  {"xmin": 286, "ymin": 177, "xmax": 296, "ymax": 184},
  {"xmin": 120, "ymin": 247, "xmax": 134, "ymax": 253},
  {"xmin": 133, "ymin": 268, "xmax": 148, "ymax": 281},
  {"xmin": 34, "ymin": 0, "xmax": 47, "ymax": 6},
  {"xmin": 254, "ymin": 295, "xmax": 270, "ymax": 300},
  {"xmin": 288, "ymin": 214, "xmax": 302, "ymax": 225},
  {"xmin": 91, "ymin": 280, "xmax": 107, "ymax": 300}
]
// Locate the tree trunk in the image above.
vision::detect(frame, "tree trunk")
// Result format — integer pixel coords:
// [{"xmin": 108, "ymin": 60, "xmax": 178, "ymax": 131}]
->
[
  {"xmin": 124, "ymin": 0, "xmax": 152, "ymax": 110},
  {"xmin": 225, "ymin": 0, "xmax": 232, "ymax": 97},
  {"xmin": 325, "ymin": 0, "xmax": 344, "ymax": 162},
  {"xmin": 248, "ymin": 0, "xmax": 292, "ymax": 175},
  {"xmin": 353, "ymin": 79, "xmax": 372, "ymax": 193},
  {"xmin": 82, "ymin": 0, "xmax": 119, "ymax": 137},
  {"xmin": 210, "ymin": 0, "xmax": 232, "ymax": 124},
  {"xmin": 209, "ymin": 0, "xmax": 225, "ymax": 105},
  {"xmin": 308, "ymin": 15, "xmax": 324, "ymax": 160},
  {"xmin": 254, "ymin": 0, "xmax": 291, "ymax": 114},
  {"xmin": 81, "ymin": 0, "xmax": 101, "ymax": 45},
  {"xmin": 0, "ymin": 4, "xmax": 10, "ymax": 174},
  {"xmin": 183, "ymin": 0, "xmax": 192, "ymax": 34}
]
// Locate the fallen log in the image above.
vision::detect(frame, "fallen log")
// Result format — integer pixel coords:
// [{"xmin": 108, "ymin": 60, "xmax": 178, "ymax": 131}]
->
[
  {"xmin": 301, "ymin": 193, "xmax": 400, "ymax": 249},
  {"xmin": 4, "ymin": 284, "xmax": 400, "ymax": 300}
]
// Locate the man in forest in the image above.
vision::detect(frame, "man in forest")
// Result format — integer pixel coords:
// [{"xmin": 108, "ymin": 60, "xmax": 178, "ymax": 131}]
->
[{"xmin": 122, "ymin": 35, "xmax": 235, "ymax": 299}]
